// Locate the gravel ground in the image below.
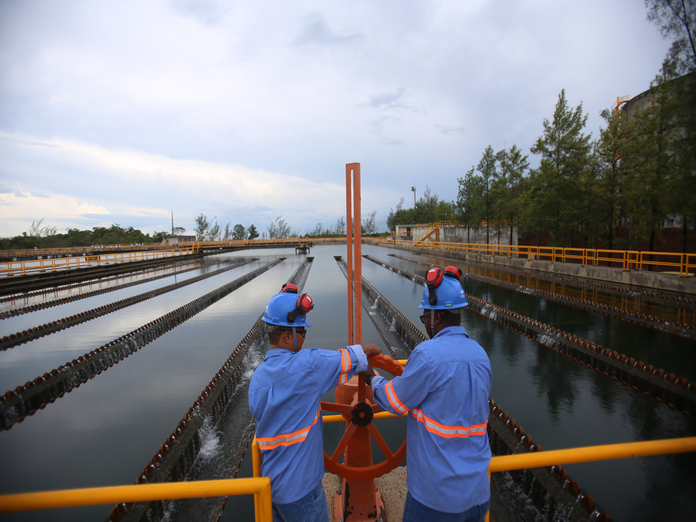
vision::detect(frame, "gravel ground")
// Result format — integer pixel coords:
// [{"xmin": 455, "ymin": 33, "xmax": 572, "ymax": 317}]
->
[
  {"xmin": 323, "ymin": 467, "xmax": 502, "ymax": 522},
  {"xmin": 323, "ymin": 467, "xmax": 407, "ymax": 522}
]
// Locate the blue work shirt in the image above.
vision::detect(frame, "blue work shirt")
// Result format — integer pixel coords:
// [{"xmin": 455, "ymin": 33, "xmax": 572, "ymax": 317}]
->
[
  {"xmin": 371, "ymin": 326, "xmax": 492, "ymax": 513},
  {"xmin": 248, "ymin": 344, "xmax": 368, "ymax": 505}
]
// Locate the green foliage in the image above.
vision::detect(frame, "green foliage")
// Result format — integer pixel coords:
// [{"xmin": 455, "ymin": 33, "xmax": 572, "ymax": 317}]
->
[
  {"xmin": 232, "ymin": 224, "xmax": 247, "ymax": 240},
  {"xmin": 457, "ymin": 167, "xmax": 484, "ymax": 228},
  {"xmin": 646, "ymin": 0, "xmax": 696, "ymax": 75},
  {"xmin": 303, "ymin": 216, "xmax": 348, "ymax": 238},
  {"xmin": 493, "ymin": 145, "xmax": 529, "ymax": 245},
  {"xmin": 194, "ymin": 214, "xmax": 223, "ymax": 241},
  {"xmin": 362, "ymin": 211, "xmax": 378, "ymax": 234},
  {"xmin": 0, "ymin": 223, "xmax": 161, "ymax": 249},
  {"xmin": 527, "ymin": 89, "xmax": 593, "ymax": 246},
  {"xmin": 596, "ymin": 108, "xmax": 633, "ymax": 248},
  {"xmin": 268, "ymin": 216, "xmax": 295, "ymax": 239},
  {"xmin": 194, "ymin": 214, "xmax": 211, "ymax": 241},
  {"xmin": 387, "ymin": 188, "xmax": 457, "ymax": 231},
  {"xmin": 623, "ymin": 67, "xmax": 681, "ymax": 250},
  {"xmin": 247, "ymin": 224, "xmax": 260, "ymax": 240}
]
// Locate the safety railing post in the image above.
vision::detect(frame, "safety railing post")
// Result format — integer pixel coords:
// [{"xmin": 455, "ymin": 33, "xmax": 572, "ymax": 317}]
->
[{"xmin": 253, "ymin": 437, "xmax": 261, "ymax": 521}]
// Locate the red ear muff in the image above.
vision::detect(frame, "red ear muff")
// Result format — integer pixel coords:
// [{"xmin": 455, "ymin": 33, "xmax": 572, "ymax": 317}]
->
[
  {"xmin": 426, "ymin": 267, "xmax": 443, "ymax": 287},
  {"xmin": 444, "ymin": 266, "xmax": 462, "ymax": 281},
  {"xmin": 426, "ymin": 267, "xmax": 443, "ymax": 306},
  {"xmin": 297, "ymin": 294, "xmax": 313, "ymax": 313},
  {"xmin": 287, "ymin": 293, "xmax": 314, "ymax": 323},
  {"xmin": 281, "ymin": 283, "xmax": 299, "ymax": 294}
]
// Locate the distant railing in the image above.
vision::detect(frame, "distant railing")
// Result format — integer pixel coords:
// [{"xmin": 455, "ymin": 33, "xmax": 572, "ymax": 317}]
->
[
  {"xmin": 373, "ymin": 239, "xmax": 696, "ymax": 276},
  {"xmin": 185, "ymin": 238, "xmax": 317, "ymax": 249},
  {"xmin": 0, "ymin": 246, "xmax": 198, "ymax": 277}
]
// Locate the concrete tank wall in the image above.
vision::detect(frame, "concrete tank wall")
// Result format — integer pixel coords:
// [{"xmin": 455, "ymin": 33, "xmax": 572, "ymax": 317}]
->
[
  {"xmin": 441, "ymin": 225, "xmax": 518, "ymax": 245},
  {"xmin": 397, "ymin": 225, "xmax": 518, "ymax": 245}
]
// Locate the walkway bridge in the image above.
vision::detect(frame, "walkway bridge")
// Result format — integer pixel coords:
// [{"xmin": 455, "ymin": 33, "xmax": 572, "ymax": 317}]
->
[{"xmin": 0, "ymin": 239, "xmax": 316, "ymax": 263}]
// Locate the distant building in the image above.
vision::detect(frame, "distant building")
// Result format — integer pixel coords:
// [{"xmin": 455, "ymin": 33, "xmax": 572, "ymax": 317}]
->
[{"xmin": 162, "ymin": 234, "xmax": 196, "ymax": 245}]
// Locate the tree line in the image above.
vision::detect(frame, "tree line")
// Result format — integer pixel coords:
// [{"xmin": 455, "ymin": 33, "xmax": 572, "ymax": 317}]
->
[
  {"xmin": 193, "ymin": 212, "xmax": 379, "ymax": 241},
  {"xmin": 389, "ymin": 1, "xmax": 695, "ymax": 251},
  {"xmin": 0, "ymin": 222, "xmax": 165, "ymax": 250},
  {"xmin": 389, "ymin": 76, "xmax": 694, "ymax": 251}
]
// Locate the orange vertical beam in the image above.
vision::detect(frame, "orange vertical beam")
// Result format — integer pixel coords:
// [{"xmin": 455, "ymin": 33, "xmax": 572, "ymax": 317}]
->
[
  {"xmin": 353, "ymin": 163, "xmax": 363, "ymax": 345},
  {"xmin": 346, "ymin": 163, "xmax": 363, "ymax": 345},
  {"xmin": 346, "ymin": 165, "xmax": 354, "ymax": 346}
]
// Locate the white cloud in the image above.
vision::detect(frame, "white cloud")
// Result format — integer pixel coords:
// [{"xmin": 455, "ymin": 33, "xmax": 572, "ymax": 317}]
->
[
  {"xmin": 0, "ymin": 133, "xmax": 352, "ymax": 236},
  {"xmin": 0, "ymin": 0, "xmax": 673, "ymax": 238}
]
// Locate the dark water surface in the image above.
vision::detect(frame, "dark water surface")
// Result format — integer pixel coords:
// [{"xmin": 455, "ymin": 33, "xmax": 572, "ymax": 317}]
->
[{"xmin": 1, "ymin": 245, "xmax": 694, "ymax": 522}]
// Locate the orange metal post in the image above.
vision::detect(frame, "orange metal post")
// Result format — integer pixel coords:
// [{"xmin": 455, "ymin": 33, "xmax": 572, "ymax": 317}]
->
[
  {"xmin": 334, "ymin": 163, "xmax": 384, "ymax": 521},
  {"xmin": 346, "ymin": 165, "xmax": 354, "ymax": 346},
  {"xmin": 353, "ymin": 163, "xmax": 363, "ymax": 345}
]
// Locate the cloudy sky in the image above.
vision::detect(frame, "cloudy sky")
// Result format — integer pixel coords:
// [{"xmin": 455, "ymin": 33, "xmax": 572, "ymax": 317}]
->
[{"xmin": 0, "ymin": 0, "xmax": 671, "ymax": 238}]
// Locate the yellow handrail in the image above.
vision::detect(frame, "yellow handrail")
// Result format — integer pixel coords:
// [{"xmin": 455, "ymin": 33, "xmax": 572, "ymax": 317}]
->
[
  {"xmin": 381, "ymin": 239, "xmax": 696, "ymax": 277},
  {"xmin": 0, "ymin": 246, "xmax": 197, "ymax": 277},
  {"xmin": 0, "ymin": 478, "xmax": 273, "ymax": 521},
  {"xmin": 1, "ymin": 430, "xmax": 693, "ymax": 520},
  {"xmin": 489, "ymin": 436, "xmax": 696, "ymax": 472}
]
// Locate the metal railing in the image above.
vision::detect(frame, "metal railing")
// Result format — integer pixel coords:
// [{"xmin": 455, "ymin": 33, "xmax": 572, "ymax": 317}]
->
[
  {"xmin": 246, "ymin": 359, "xmax": 696, "ymax": 520},
  {"xmin": 0, "ymin": 246, "xmax": 198, "ymax": 277},
  {"xmin": 2, "ymin": 433, "xmax": 691, "ymax": 520},
  {"xmin": 379, "ymin": 239, "xmax": 696, "ymax": 276},
  {"xmin": 1, "ymin": 386, "xmax": 695, "ymax": 521},
  {"xmin": 252, "ymin": 415, "xmax": 696, "ymax": 522},
  {"xmin": 0, "ymin": 478, "xmax": 273, "ymax": 521}
]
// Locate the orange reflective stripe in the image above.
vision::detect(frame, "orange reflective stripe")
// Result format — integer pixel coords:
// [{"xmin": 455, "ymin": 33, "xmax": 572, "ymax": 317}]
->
[
  {"xmin": 339, "ymin": 349, "xmax": 351, "ymax": 385},
  {"xmin": 257, "ymin": 407, "xmax": 321, "ymax": 450},
  {"xmin": 386, "ymin": 381, "xmax": 409, "ymax": 415},
  {"xmin": 411, "ymin": 408, "xmax": 487, "ymax": 439}
]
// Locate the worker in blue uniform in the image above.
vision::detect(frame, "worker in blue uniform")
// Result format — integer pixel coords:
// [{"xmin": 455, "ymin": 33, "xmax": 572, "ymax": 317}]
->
[
  {"xmin": 249, "ymin": 286, "xmax": 382, "ymax": 522},
  {"xmin": 365, "ymin": 266, "xmax": 492, "ymax": 522}
]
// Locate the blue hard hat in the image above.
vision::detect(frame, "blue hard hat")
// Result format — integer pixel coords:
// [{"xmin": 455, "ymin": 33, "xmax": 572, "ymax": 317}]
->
[
  {"xmin": 418, "ymin": 267, "xmax": 469, "ymax": 310},
  {"xmin": 263, "ymin": 292, "xmax": 313, "ymax": 327}
]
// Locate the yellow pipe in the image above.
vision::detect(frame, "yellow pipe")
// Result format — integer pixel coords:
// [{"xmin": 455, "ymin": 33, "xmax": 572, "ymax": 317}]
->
[
  {"xmin": 253, "ymin": 437, "xmax": 262, "ymax": 520},
  {"xmin": 0, "ymin": 478, "xmax": 273, "ymax": 522},
  {"xmin": 322, "ymin": 411, "xmax": 406, "ymax": 423},
  {"xmin": 489, "ymin": 436, "xmax": 696, "ymax": 472}
]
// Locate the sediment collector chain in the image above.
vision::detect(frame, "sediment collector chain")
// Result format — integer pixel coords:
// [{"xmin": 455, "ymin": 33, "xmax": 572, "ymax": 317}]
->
[
  {"xmin": 0, "ymin": 260, "xmax": 255, "ymax": 350},
  {"xmin": 0, "ymin": 259, "xmax": 284, "ymax": 431}
]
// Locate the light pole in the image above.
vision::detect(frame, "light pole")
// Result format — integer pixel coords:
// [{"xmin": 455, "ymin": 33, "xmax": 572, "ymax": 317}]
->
[{"xmin": 411, "ymin": 186, "xmax": 416, "ymax": 207}]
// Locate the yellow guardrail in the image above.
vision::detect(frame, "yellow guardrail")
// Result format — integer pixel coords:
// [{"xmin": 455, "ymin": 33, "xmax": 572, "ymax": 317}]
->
[
  {"xmin": 0, "ymin": 478, "xmax": 273, "ymax": 521},
  {"xmin": 248, "ymin": 358, "xmax": 696, "ymax": 520},
  {"xmin": 3, "ymin": 433, "xmax": 691, "ymax": 520},
  {"xmin": 252, "ymin": 420, "xmax": 696, "ymax": 521},
  {"xmin": 377, "ymin": 239, "xmax": 696, "ymax": 277},
  {"xmin": 488, "ymin": 436, "xmax": 696, "ymax": 472},
  {"xmin": 0, "ymin": 246, "xmax": 198, "ymax": 277}
]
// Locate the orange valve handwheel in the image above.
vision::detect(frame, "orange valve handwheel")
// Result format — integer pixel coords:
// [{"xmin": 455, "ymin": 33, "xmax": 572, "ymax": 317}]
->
[{"xmin": 321, "ymin": 354, "xmax": 407, "ymax": 480}]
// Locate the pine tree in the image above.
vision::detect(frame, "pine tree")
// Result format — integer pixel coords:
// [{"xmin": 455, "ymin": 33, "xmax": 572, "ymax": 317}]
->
[
  {"xmin": 476, "ymin": 146, "xmax": 497, "ymax": 244},
  {"xmin": 596, "ymin": 108, "xmax": 634, "ymax": 249},
  {"xmin": 493, "ymin": 145, "xmax": 529, "ymax": 246},
  {"xmin": 623, "ymin": 65, "xmax": 680, "ymax": 253},
  {"xmin": 457, "ymin": 167, "xmax": 485, "ymax": 244},
  {"xmin": 528, "ymin": 90, "xmax": 593, "ymax": 246}
]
